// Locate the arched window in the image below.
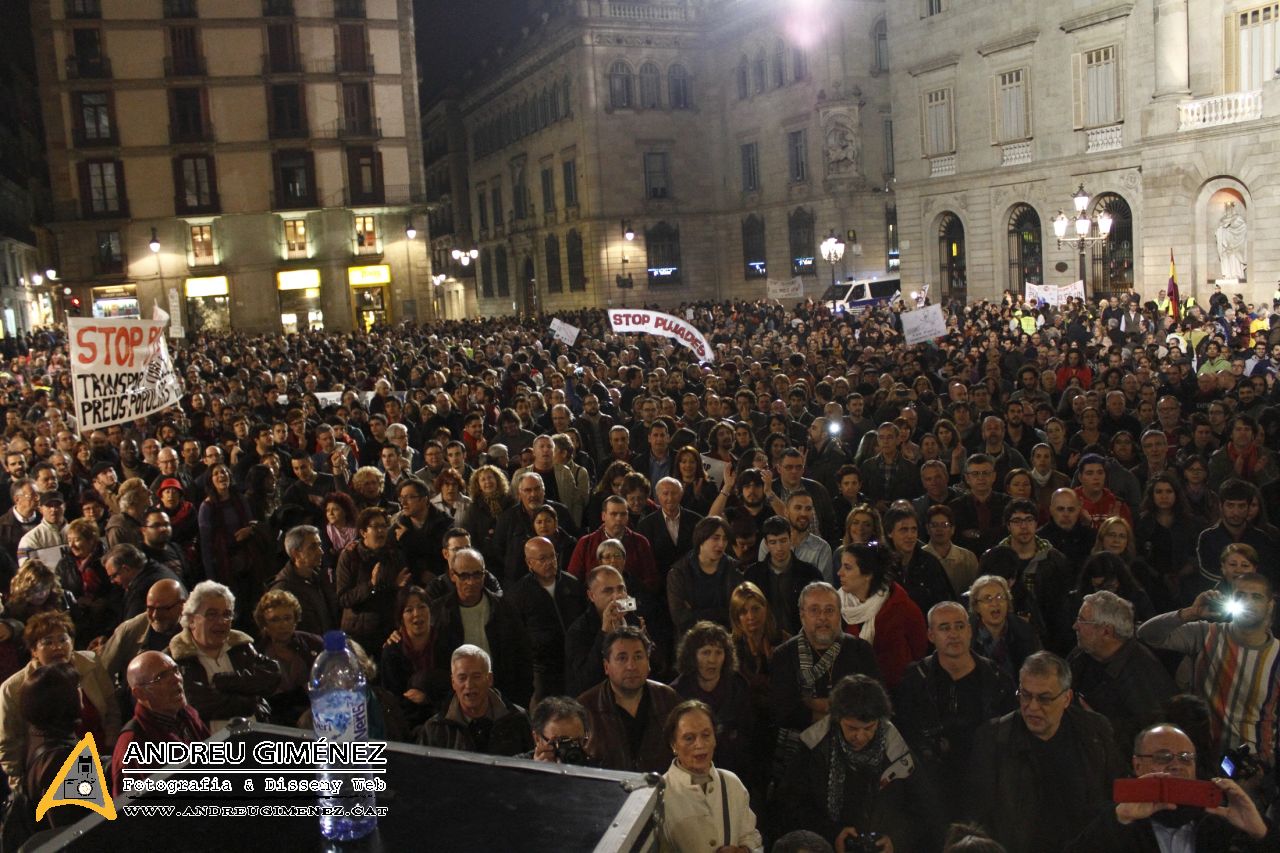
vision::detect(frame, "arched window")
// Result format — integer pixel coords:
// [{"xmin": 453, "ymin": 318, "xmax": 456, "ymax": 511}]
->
[
  {"xmin": 788, "ymin": 207, "xmax": 815, "ymax": 276},
  {"xmin": 752, "ymin": 49, "xmax": 766, "ymax": 94},
  {"xmin": 545, "ymin": 233, "xmax": 563, "ymax": 293},
  {"xmin": 566, "ymin": 229, "xmax": 586, "ymax": 291},
  {"xmin": 736, "ymin": 56, "xmax": 750, "ymax": 100},
  {"xmin": 668, "ymin": 64, "xmax": 690, "ymax": 109},
  {"xmin": 495, "ymin": 245, "xmax": 510, "ymax": 297},
  {"xmin": 938, "ymin": 212, "xmax": 967, "ymax": 301},
  {"xmin": 873, "ymin": 20, "xmax": 889, "ymax": 73},
  {"xmin": 639, "ymin": 62, "xmax": 661, "ymax": 109},
  {"xmin": 1007, "ymin": 204, "xmax": 1042, "ymax": 296},
  {"xmin": 480, "ymin": 248, "xmax": 493, "ymax": 298},
  {"xmin": 771, "ymin": 38, "xmax": 785, "ymax": 87},
  {"xmin": 645, "ymin": 221, "xmax": 683, "ymax": 285},
  {"xmin": 608, "ymin": 60, "xmax": 633, "ymax": 109},
  {"xmin": 742, "ymin": 214, "xmax": 766, "ymax": 279},
  {"xmin": 1090, "ymin": 193, "xmax": 1134, "ymax": 297}
]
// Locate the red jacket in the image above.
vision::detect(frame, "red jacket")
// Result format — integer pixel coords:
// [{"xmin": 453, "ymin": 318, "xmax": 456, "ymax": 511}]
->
[
  {"xmin": 566, "ymin": 526, "xmax": 659, "ymax": 593},
  {"xmin": 842, "ymin": 582, "xmax": 928, "ymax": 689},
  {"xmin": 1075, "ymin": 487, "xmax": 1132, "ymax": 530}
]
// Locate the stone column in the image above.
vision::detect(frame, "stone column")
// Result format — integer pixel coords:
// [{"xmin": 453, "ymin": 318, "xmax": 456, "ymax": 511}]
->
[{"xmin": 1153, "ymin": 0, "xmax": 1190, "ymax": 98}]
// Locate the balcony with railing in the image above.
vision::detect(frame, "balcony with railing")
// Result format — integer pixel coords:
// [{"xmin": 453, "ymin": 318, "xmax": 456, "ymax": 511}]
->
[
  {"xmin": 271, "ymin": 189, "xmax": 318, "ymax": 210},
  {"xmin": 175, "ymin": 191, "xmax": 221, "ymax": 216},
  {"xmin": 1085, "ymin": 124, "xmax": 1123, "ymax": 153},
  {"xmin": 315, "ymin": 116, "xmax": 381, "ymax": 139},
  {"xmin": 336, "ymin": 53, "xmax": 374, "ymax": 74},
  {"xmin": 262, "ymin": 52, "xmax": 302, "ymax": 74},
  {"xmin": 163, "ymin": 0, "xmax": 197, "ymax": 18},
  {"xmin": 65, "ymin": 55, "xmax": 112, "ymax": 79},
  {"xmin": 1178, "ymin": 90, "xmax": 1262, "ymax": 131},
  {"xmin": 65, "ymin": 0, "xmax": 100, "ymax": 19},
  {"xmin": 170, "ymin": 121, "xmax": 214, "ymax": 144},
  {"xmin": 1001, "ymin": 141, "xmax": 1032, "ymax": 166},
  {"xmin": 929, "ymin": 154, "xmax": 956, "ymax": 177},
  {"xmin": 268, "ymin": 118, "xmax": 308, "ymax": 139},
  {"xmin": 262, "ymin": 0, "xmax": 293, "ymax": 15},
  {"xmin": 333, "ymin": 0, "xmax": 364, "ymax": 17},
  {"xmin": 92, "ymin": 252, "xmax": 128, "ymax": 276},
  {"xmin": 164, "ymin": 55, "xmax": 207, "ymax": 77},
  {"xmin": 604, "ymin": 2, "xmax": 690, "ymax": 22},
  {"xmin": 72, "ymin": 126, "xmax": 117, "ymax": 148}
]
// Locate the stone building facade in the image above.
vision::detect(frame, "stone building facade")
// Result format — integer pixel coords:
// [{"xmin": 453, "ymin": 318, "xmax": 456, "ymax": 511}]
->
[
  {"xmin": 888, "ymin": 0, "xmax": 1280, "ymax": 307},
  {"xmin": 32, "ymin": 0, "xmax": 427, "ymax": 335},
  {"xmin": 457, "ymin": 0, "xmax": 897, "ymax": 315}
]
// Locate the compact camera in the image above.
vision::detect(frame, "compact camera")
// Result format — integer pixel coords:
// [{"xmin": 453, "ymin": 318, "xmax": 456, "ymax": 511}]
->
[
  {"xmin": 550, "ymin": 737, "xmax": 591, "ymax": 766},
  {"xmin": 616, "ymin": 596, "xmax": 637, "ymax": 613}
]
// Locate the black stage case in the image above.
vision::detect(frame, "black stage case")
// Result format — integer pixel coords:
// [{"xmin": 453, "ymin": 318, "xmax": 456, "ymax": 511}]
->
[{"xmin": 27, "ymin": 722, "xmax": 660, "ymax": 853}]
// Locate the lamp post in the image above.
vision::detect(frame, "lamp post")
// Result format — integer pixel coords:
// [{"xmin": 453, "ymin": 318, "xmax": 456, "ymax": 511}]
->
[
  {"xmin": 616, "ymin": 220, "xmax": 635, "ymax": 307},
  {"xmin": 403, "ymin": 217, "xmax": 422, "ymax": 321},
  {"xmin": 1052, "ymin": 183, "xmax": 1113, "ymax": 301},
  {"xmin": 819, "ymin": 229, "xmax": 845, "ymax": 310},
  {"xmin": 149, "ymin": 227, "xmax": 167, "ymax": 324}
]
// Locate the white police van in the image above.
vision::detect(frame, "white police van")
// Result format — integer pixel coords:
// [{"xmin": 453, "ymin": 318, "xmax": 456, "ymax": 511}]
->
[{"xmin": 821, "ymin": 276, "xmax": 901, "ymax": 314}]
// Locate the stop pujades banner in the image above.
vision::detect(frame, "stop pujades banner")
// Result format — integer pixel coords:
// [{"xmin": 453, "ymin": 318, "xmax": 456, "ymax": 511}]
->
[
  {"xmin": 69, "ymin": 310, "xmax": 183, "ymax": 431},
  {"xmin": 607, "ymin": 309, "xmax": 715, "ymax": 363}
]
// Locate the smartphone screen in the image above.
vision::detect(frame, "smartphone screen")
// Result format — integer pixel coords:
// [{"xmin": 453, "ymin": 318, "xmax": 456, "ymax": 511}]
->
[{"xmin": 1220, "ymin": 756, "xmax": 1235, "ymax": 777}]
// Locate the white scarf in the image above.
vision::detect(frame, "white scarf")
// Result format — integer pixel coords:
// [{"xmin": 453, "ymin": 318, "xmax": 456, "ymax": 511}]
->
[
  {"xmin": 1029, "ymin": 467, "xmax": 1054, "ymax": 487},
  {"xmin": 837, "ymin": 587, "xmax": 889, "ymax": 644}
]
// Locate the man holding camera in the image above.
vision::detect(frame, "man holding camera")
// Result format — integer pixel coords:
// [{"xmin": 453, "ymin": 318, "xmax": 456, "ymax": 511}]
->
[
  {"xmin": 527, "ymin": 695, "xmax": 592, "ymax": 765},
  {"xmin": 1137, "ymin": 574, "xmax": 1279, "ymax": 778},
  {"xmin": 1065, "ymin": 724, "xmax": 1273, "ymax": 851}
]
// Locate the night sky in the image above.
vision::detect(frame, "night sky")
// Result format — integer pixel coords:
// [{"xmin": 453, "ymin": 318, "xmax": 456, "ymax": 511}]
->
[{"xmin": 414, "ymin": 0, "xmax": 534, "ymax": 103}]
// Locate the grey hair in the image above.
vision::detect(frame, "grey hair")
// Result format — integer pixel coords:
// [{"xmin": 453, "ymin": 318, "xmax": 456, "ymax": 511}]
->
[
  {"xmin": 967, "ymin": 574, "xmax": 1012, "ymax": 614},
  {"xmin": 385, "ymin": 423, "xmax": 408, "ymax": 440},
  {"xmin": 453, "ymin": 547, "xmax": 485, "ymax": 570},
  {"xmin": 119, "ymin": 487, "xmax": 151, "ymax": 513},
  {"xmin": 1081, "ymin": 589, "xmax": 1135, "ymax": 640},
  {"xmin": 596, "ymin": 537, "xmax": 626, "ymax": 559},
  {"xmin": 1020, "ymin": 650, "xmax": 1072, "ymax": 691},
  {"xmin": 451, "ymin": 643, "xmax": 492, "ymax": 672},
  {"xmin": 181, "ymin": 580, "xmax": 236, "ymax": 630},
  {"xmin": 283, "ymin": 524, "xmax": 319, "ymax": 556},
  {"xmin": 352, "ymin": 465, "xmax": 385, "ymax": 486},
  {"xmin": 926, "ymin": 600, "xmax": 969, "ymax": 624},
  {"xmin": 798, "ymin": 581, "xmax": 839, "ymax": 610}
]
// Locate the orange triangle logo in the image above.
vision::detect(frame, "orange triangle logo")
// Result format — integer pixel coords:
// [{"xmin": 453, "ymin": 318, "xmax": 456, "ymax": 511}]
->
[{"xmin": 35, "ymin": 732, "xmax": 116, "ymax": 822}]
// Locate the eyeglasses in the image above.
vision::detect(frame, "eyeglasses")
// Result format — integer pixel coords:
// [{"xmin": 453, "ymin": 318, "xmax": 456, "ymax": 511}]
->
[
  {"xmin": 1017, "ymin": 687, "xmax": 1069, "ymax": 706},
  {"xmin": 198, "ymin": 610, "xmax": 235, "ymax": 622},
  {"xmin": 1134, "ymin": 750, "xmax": 1195, "ymax": 766},
  {"xmin": 928, "ymin": 521, "xmax": 953, "ymax": 528},
  {"xmin": 453, "ymin": 571, "xmax": 485, "ymax": 583},
  {"xmin": 137, "ymin": 665, "xmax": 181, "ymax": 688},
  {"xmin": 1008, "ymin": 516, "xmax": 1038, "ymax": 526},
  {"xmin": 146, "ymin": 601, "xmax": 181, "ymax": 613},
  {"xmin": 975, "ymin": 593, "xmax": 1007, "ymax": 605}
]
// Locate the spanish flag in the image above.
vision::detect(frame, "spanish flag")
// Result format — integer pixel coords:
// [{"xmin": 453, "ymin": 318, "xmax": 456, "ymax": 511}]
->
[{"xmin": 1167, "ymin": 250, "xmax": 1181, "ymax": 323}]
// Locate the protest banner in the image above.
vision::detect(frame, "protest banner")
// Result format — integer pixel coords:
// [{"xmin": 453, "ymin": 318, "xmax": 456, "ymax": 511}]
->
[
  {"xmin": 1061, "ymin": 280, "xmax": 1086, "ymax": 302},
  {"xmin": 550, "ymin": 317, "xmax": 581, "ymax": 345},
  {"xmin": 1025, "ymin": 283, "xmax": 1057, "ymax": 306},
  {"xmin": 900, "ymin": 303, "xmax": 947, "ymax": 346},
  {"xmin": 607, "ymin": 309, "xmax": 715, "ymax": 362},
  {"xmin": 69, "ymin": 311, "xmax": 183, "ymax": 431},
  {"xmin": 767, "ymin": 277, "xmax": 803, "ymax": 300}
]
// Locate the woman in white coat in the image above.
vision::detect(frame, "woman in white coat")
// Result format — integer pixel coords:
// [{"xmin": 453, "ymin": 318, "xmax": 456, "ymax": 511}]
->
[{"xmin": 659, "ymin": 699, "xmax": 763, "ymax": 853}]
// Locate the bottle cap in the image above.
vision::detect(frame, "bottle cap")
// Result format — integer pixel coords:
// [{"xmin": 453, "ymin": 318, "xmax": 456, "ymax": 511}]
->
[{"xmin": 323, "ymin": 630, "xmax": 348, "ymax": 653}]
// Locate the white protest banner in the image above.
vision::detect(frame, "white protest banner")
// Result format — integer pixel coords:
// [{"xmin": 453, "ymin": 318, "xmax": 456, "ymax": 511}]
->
[
  {"xmin": 1025, "ymin": 283, "xmax": 1057, "ymax": 306},
  {"xmin": 1061, "ymin": 280, "xmax": 1086, "ymax": 302},
  {"xmin": 767, "ymin": 277, "xmax": 803, "ymax": 300},
  {"xmin": 69, "ymin": 312, "xmax": 183, "ymax": 431},
  {"xmin": 549, "ymin": 317, "xmax": 581, "ymax": 345},
  {"xmin": 900, "ymin": 303, "xmax": 948, "ymax": 346},
  {"xmin": 608, "ymin": 308, "xmax": 715, "ymax": 362}
]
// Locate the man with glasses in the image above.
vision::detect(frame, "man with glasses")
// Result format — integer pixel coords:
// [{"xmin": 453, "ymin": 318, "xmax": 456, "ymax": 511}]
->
[
  {"xmin": 269, "ymin": 525, "xmax": 338, "ymax": 636},
  {"xmin": 139, "ymin": 508, "xmax": 190, "ymax": 586},
  {"xmin": 967, "ymin": 651, "xmax": 1125, "ymax": 853},
  {"xmin": 111, "ymin": 650, "xmax": 209, "ymax": 797},
  {"xmin": 1068, "ymin": 590, "xmax": 1174, "ymax": 753},
  {"xmin": 1065, "ymin": 724, "xmax": 1272, "ymax": 851},
  {"xmin": 948, "ymin": 454, "xmax": 1011, "ymax": 557},
  {"xmin": 431, "ymin": 548, "xmax": 533, "ymax": 708},
  {"xmin": 922, "ymin": 504, "xmax": 979, "ymax": 597},
  {"xmin": 508, "ymin": 536, "xmax": 584, "ymax": 701},
  {"xmin": 1138, "ymin": 572, "xmax": 1279, "ymax": 778},
  {"xmin": 99, "ymin": 578, "xmax": 188, "ymax": 685},
  {"xmin": 980, "ymin": 498, "xmax": 1074, "ymax": 653},
  {"xmin": 391, "ymin": 477, "xmax": 450, "ymax": 581}
]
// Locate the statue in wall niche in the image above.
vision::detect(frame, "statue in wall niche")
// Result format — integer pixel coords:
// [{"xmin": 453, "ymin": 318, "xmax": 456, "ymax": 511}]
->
[
  {"xmin": 1215, "ymin": 201, "xmax": 1247, "ymax": 281},
  {"xmin": 823, "ymin": 118, "xmax": 861, "ymax": 177}
]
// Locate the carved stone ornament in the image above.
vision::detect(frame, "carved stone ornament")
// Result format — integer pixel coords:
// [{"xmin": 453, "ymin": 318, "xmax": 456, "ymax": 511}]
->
[{"xmin": 820, "ymin": 105, "xmax": 862, "ymax": 179}]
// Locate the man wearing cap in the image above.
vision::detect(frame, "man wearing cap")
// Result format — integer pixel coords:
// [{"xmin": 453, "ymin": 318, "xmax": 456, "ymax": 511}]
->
[
  {"xmin": 16, "ymin": 491, "xmax": 66, "ymax": 561},
  {"xmin": 90, "ymin": 461, "xmax": 121, "ymax": 515}
]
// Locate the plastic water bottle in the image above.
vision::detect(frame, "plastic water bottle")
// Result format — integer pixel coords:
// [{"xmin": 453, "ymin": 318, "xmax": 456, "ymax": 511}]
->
[{"xmin": 309, "ymin": 630, "xmax": 377, "ymax": 842}]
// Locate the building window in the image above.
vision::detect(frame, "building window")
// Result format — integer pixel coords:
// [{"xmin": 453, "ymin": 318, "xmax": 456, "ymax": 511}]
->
[
  {"xmin": 994, "ymin": 69, "xmax": 1030, "ymax": 143},
  {"xmin": 1007, "ymin": 205, "xmax": 1043, "ymax": 294},
  {"xmin": 266, "ymin": 23, "xmax": 298, "ymax": 72},
  {"xmin": 80, "ymin": 160, "xmax": 125, "ymax": 217},
  {"xmin": 511, "ymin": 160, "xmax": 528, "ymax": 220},
  {"xmin": 740, "ymin": 142, "xmax": 759, "ymax": 192},
  {"xmin": 883, "ymin": 119, "xmax": 895, "ymax": 177},
  {"xmin": 74, "ymin": 91, "xmax": 113, "ymax": 144},
  {"xmin": 567, "ymin": 229, "xmax": 585, "ymax": 291},
  {"xmin": 284, "ymin": 218, "xmax": 307, "ymax": 257},
  {"xmin": 772, "ymin": 39, "xmax": 786, "ymax": 88},
  {"xmin": 354, "ymin": 214, "xmax": 377, "ymax": 253},
  {"xmin": 1236, "ymin": 5, "xmax": 1280, "ymax": 90},
  {"xmin": 480, "ymin": 248, "xmax": 493, "ymax": 297},
  {"xmin": 563, "ymin": 160, "xmax": 578, "ymax": 206},
  {"xmin": 645, "ymin": 221, "xmax": 682, "ymax": 285},
  {"xmin": 924, "ymin": 0, "xmax": 945, "ymax": 16},
  {"xmin": 668, "ymin": 64, "xmax": 690, "ymax": 109},
  {"xmin": 477, "ymin": 191, "xmax": 488, "ymax": 230},
  {"xmin": 269, "ymin": 84, "xmax": 306, "ymax": 137},
  {"xmin": 97, "ymin": 230, "xmax": 123, "ymax": 275},
  {"xmin": 167, "ymin": 25, "xmax": 203, "ymax": 75},
  {"xmin": 342, "ymin": 82, "xmax": 374, "ymax": 135},
  {"xmin": 190, "ymin": 224, "xmax": 214, "ymax": 264},
  {"xmin": 495, "ymin": 245, "xmax": 510, "ymax": 296},
  {"xmin": 69, "ymin": 28, "xmax": 108, "ymax": 78},
  {"xmin": 273, "ymin": 150, "xmax": 315, "ymax": 208},
  {"xmin": 789, "ymin": 207, "xmax": 815, "ymax": 276},
  {"xmin": 752, "ymin": 49, "xmax": 766, "ymax": 94},
  {"xmin": 609, "ymin": 61, "xmax": 633, "ymax": 109},
  {"xmin": 1077, "ymin": 45, "xmax": 1121, "ymax": 127},
  {"xmin": 67, "ymin": 0, "xmax": 101, "ymax": 18},
  {"xmin": 174, "ymin": 155, "xmax": 217, "ymax": 214},
  {"xmin": 545, "ymin": 234, "xmax": 562, "ymax": 292},
  {"xmin": 742, "ymin": 214, "xmax": 766, "ymax": 279},
  {"xmin": 787, "ymin": 129, "xmax": 808, "ymax": 183},
  {"xmin": 338, "ymin": 22, "xmax": 368, "ymax": 73},
  {"xmin": 540, "ymin": 167, "xmax": 555, "ymax": 213},
  {"xmin": 886, "ymin": 205, "xmax": 900, "ymax": 270},
  {"xmin": 793, "ymin": 47, "xmax": 808, "ymax": 80},
  {"xmin": 644, "ymin": 152, "xmax": 670, "ymax": 200},
  {"xmin": 923, "ymin": 87, "xmax": 954, "ymax": 155},
  {"xmin": 347, "ymin": 148, "xmax": 382, "ymax": 204},
  {"xmin": 639, "ymin": 63, "xmax": 660, "ymax": 109},
  {"xmin": 491, "ymin": 187, "xmax": 503, "ymax": 226},
  {"xmin": 169, "ymin": 87, "xmax": 208, "ymax": 142},
  {"xmin": 874, "ymin": 21, "xmax": 889, "ymax": 72},
  {"xmin": 737, "ymin": 57, "xmax": 749, "ymax": 99}
]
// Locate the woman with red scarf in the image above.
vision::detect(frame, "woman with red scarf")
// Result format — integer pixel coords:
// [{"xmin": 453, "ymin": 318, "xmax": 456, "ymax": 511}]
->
[{"xmin": 1208, "ymin": 414, "xmax": 1280, "ymax": 489}]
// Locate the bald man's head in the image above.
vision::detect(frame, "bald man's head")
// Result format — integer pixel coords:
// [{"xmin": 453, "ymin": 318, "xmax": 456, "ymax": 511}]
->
[
  {"xmin": 524, "ymin": 536, "xmax": 558, "ymax": 583},
  {"xmin": 127, "ymin": 651, "xmax": 187, "ymax": 715},
  {"xmin": 145, "ymin": 579, "xmax": 187, "ymax": 633}
]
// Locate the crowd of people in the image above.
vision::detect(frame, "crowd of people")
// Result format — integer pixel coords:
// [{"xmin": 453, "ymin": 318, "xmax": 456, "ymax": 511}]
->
[{"xmin": 0, "ymin": 285, "xmax": 1277, "ymax": 851}]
